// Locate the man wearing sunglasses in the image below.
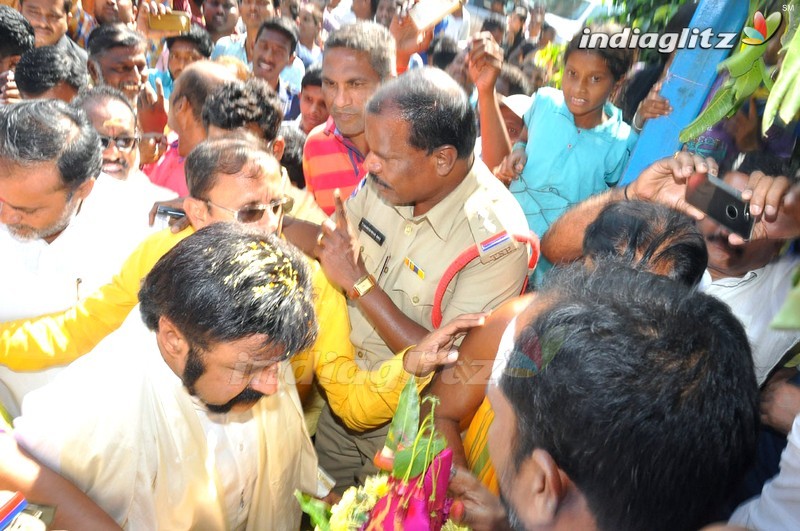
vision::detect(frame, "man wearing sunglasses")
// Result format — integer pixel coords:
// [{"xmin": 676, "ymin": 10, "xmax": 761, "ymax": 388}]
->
[{"xmin": 72, "ymin": 85, "xmax": 177, "ymax": 209}]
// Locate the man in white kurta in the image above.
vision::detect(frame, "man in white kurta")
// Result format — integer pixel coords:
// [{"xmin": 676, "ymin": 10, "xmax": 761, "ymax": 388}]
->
[
  {"xmin": 0, "ymin": 100, "xmax": 161, "ymax": 416},
  {"xmin": 14, "ymin": 313, "xmax": 317, "ymax": 530},
  {"xmin": 13, "ymin": 223, "xmax": 319, "ymax": 530}
]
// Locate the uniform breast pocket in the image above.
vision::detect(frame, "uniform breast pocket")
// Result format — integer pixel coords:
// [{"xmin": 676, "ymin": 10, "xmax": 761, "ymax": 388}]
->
[
  {"xmin": 358, "ymin": 229, "xmax": 389, "ymax": 277},
  {"xmin": 391, "ymin": 258, "xmax": 437, "ymax": 323}
]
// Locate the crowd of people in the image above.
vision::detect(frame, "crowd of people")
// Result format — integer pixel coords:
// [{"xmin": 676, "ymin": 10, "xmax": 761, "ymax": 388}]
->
[{"xmin": 0, "ymin": 0, "xmax": 800, "ymax": 529}]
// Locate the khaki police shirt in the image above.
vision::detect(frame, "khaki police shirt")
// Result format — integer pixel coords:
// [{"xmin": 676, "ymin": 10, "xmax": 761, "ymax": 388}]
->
[{"xmin": 345, "ymin": 158, "xmax": 529, "ymax": 367}]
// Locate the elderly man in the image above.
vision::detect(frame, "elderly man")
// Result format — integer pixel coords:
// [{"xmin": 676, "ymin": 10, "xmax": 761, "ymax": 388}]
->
[
  {"xmin": 143, "ymin": 60, "xmax": 235, "ymax": 195},
  {"xmin": 14, "ymin": 223, "xmax": 319, "ymax": 529},
  {"xmin": 471, "ymin": 263, "xmax": 759, "ymax": 531},
  {"xmin": 298, "ymin": 67, "xmax": 530, "ymax": 492},
  {"xmin": 0, "ymin": 100, "xmax": 155, "ymax": 415}
]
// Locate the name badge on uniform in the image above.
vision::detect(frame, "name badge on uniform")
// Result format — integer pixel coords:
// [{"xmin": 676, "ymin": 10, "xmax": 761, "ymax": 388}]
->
[{"xmin": 358, "ymin": 218, "xmax": 385, "ymax": 246}]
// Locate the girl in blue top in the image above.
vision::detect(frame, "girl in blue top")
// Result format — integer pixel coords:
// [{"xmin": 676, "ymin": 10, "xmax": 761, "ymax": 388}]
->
[{"xmin": 497, "ymin": 24, "xmax": 637, "ymax": 281}]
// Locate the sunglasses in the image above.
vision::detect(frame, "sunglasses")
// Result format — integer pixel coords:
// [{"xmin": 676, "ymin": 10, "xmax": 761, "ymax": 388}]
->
[
  {"xmin": 99, "ymin": 135, "xmax": 140, "ymax": 152},
  {"xmin": 205, "ymin": 196, "xmax": 294, "ymax": 223}
]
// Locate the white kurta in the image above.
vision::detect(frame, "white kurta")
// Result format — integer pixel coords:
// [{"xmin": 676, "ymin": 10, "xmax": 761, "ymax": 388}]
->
[
  {"xmin": 14, "ymin": 313, "xmax": 317, "ymax": 530},
  {"xmin": 0, "ymin": 174, "xmax": 160, "ymax": 415},
  {"xmin": 704, "ymin": 255, "xmax": 800, "ymax": 386}
]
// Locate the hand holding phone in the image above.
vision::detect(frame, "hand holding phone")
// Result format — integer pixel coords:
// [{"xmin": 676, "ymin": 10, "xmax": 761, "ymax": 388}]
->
[{"xmin": 685, "ymin": 172, "xmax": 754, "ymax": 239}]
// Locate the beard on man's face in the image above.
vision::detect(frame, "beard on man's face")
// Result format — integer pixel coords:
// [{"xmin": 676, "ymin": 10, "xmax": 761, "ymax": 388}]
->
[
  {"xmin": 182, "ymin": 345, "xmax": 265, "ymax": 414},
  {"xmin": 500, "ymin": 491, "xmax": 529, "ymax": 531}
]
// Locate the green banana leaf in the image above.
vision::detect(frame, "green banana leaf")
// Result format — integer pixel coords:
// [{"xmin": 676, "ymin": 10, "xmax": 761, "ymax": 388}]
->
[
  {"xmin": 384, "ymin": 377, "xmax": 419, "ymax": 453},
  {"xmin": 679, "ymin": 84, "xmax": 735, "ymax": 143},
  {"xmin": 295, "ymin": 490, "xmax": 331, "ymax": 531},
  {"xmin": 763, "ymin": 23, "xmax": 800, "ymax": 131}
]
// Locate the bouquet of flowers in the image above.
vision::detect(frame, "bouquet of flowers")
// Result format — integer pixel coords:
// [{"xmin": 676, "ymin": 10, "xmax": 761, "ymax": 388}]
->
[{"xmin": 296, "ymin": 378, "xmax": 468, "ymax": 531}]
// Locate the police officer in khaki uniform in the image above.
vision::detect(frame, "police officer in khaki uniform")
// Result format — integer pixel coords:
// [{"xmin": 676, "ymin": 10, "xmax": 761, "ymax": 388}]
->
[{"xmin": 313, "ymin": 67, "xmax": 531, "ymax": 493}]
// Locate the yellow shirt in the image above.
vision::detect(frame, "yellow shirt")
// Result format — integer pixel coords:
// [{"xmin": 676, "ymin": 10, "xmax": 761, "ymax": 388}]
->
[{"xmin": 0, "ymin": 225, "xmax": 429, "ymax": 430}]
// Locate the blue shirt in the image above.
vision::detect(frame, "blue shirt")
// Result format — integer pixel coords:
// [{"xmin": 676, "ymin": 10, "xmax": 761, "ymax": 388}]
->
[
  {"xmin": 510, "ymin": 87, "xmax": 637, "ymax": 283},
  {"xmin": 511, "ymin": 87, "xmax": 637, "ymax": 238},
  {"xmin": 147, "ymin": 69, "xmax": 174, "ymax": 100}
]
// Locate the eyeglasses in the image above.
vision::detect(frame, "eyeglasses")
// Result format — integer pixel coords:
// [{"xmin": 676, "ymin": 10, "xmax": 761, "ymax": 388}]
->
[
  {"xmin": 205, "ymin": 196, "xmax": 294, "ymax": 223},
  {"xmin": 98, "ymin": 135, "xmax": 140, "ymax": 152}
]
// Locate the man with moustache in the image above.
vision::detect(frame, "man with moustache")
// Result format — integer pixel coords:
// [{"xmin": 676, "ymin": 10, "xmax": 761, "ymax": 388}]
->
[
  {"xmin": 14, "ymin": 223, "xmax": 320, "ymax": 529},
  {"xmin": 19, "ymin": 0, "xmax": 86, "ymax": 61},
  {"xmin": 308, "ymin": 67, "xmax": 530, "ymax": 492},
  {"xmin": 0, "ymin": 99, "xmax": 155, "ymax": 416},
  {"xmin": 250, "ymin": 17, "xmax": 301, "ymax": 119},
  {"xmin": 86, "ymin": 23, "xmax": 147, "ymax": 105}
]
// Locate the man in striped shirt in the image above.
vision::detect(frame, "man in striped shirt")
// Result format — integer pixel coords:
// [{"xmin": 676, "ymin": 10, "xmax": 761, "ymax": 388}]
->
[{"xmin": 302, "ymin": 21, "xmax": 394, "ymax": 215}]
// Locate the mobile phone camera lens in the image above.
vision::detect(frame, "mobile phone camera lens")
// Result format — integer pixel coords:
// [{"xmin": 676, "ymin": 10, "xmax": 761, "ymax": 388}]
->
[{"xmin": 726, "ymin": 204, "xmax": 738, "ymax": 219}]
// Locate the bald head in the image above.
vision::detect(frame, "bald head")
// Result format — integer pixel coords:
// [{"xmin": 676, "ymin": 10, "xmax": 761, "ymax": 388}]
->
[{"xmin": 172, "ymin": 61, "xmax": 237, "ymax": 123}]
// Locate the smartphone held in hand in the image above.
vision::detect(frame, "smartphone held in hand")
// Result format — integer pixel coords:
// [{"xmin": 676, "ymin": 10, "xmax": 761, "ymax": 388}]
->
[
  {"xmin": 408, "ymin": 0, "xmax": 463, "ymax": 31},
  {"xmin": 685, "ymin": 172, "xmax": 755, "ymax": 239},
  {"xmin": 148, "ymin": 11, "xmax": 191, "ymax": 32}
]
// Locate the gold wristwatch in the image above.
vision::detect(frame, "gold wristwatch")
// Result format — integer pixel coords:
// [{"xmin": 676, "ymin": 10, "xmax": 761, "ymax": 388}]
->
[{"xmin": 348, "ymin": 274, "xmax": 376, "ymax": 299}]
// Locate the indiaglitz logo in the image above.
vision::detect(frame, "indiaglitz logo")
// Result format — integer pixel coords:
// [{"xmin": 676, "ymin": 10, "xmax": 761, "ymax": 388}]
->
[{"xmin": 742, "ymin": 11, "xmax": 782, "ymax": 45}]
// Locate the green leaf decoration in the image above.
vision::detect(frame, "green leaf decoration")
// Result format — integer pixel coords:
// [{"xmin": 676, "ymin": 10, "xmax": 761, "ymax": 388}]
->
[
  {"xmin": 733, "ymin": 62, "xmax": 765, "ymax": 102},
  {"xmin": 391, "ymin": 435, "xmax": 447, "ymax": 480},
  {"xmin": 295, "ymin": 490, "xmax": 332, "ymax": 531},
  {"xmin": 384, "ymin": 378, "xmax": 419, "ymax": 453},
  {"xmin": 717, "ymin": 40, "xmax": 767, "ymax": 77},
  {"xmin": 679, "ymin": 85, "xmax": 736, "ymax": 143},
  {"xmin": 763, "ymin": 22, "xmax": 800, "ymax": 131}
]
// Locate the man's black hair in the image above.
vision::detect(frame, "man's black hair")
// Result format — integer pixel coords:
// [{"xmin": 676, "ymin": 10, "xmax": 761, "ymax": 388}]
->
[
  {"xmin": 255, "ymin": 17, "xmax": 299, "ymax": 55},
  {"xmin": 565, "ymin": 23, "xmax": 633, "ymax": 82},
  {"xmin": 366, "ymin": 67, "xmax": 476, "ymax": 159},
  {"xmin": 72, "ymin": 85, "xmax": 136, "ymax": 120},
  {"xmin": 87, "ymin": 22, "xmax": 146, "ymax": 58},
  {"xmin": 139, "ymin": 222, "xmax": 317, "ymax": 355},
  {"xmin": 202, "ymin": 77, "xmax": 283, "ymax": 143},
  {"xmin": 279, "ymin": 122, "xmax": 306, "ymax": 188},
  {"xmin": 15, "ymin": 45, "xmax": 88, "ymax": 97},
  {"xmin": 0, "ymin": 99, "xmax": 101, "ymax": 190},
  {"xmin": 0, "ymin": 6, "xmax": 35, "ymax": 61},
  {"xmin": 428, "ymin": 35, "xmax": 458, "ymax": 70},
  {"xmin": 583, "ymin": 200, "xmax": 708, "ymax": 286},
  {"xmin": 301, "ymin": 63, "xmax": 322, "ymax": 89},
  {"xmin": 165, "ymin": 23, "xmax": 214, "ymax": 58},
  {"xmin": 185, "ymin": 137, "xmax": 281, "ymax": 201},
  {"xmin": 497, "ymin": 64, "xmax": 532, "ymax": 96},
  {"xmin": 481, "ymin": 13, "xmax": 505, "ymax": 35},
  {"xmin": 500, "ymin": 262, "xmax": 759, "ymax": 531}
]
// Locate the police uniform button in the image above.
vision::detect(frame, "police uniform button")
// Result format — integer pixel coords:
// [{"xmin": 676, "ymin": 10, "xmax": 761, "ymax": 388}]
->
[
  {"xmin": 404, "ymin": 224, "xmax": 413, "ymax": 235},
  {"xmin": 412, "ymin": 295, "xmax": 420, "ymax": 304},
  {"xmin": 357, "ymin": 351, "xmax": 365, "ymax": 358},
  {"xmin": 383, "ymin": 265, "xmax": 389, "ymax": 274}
]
